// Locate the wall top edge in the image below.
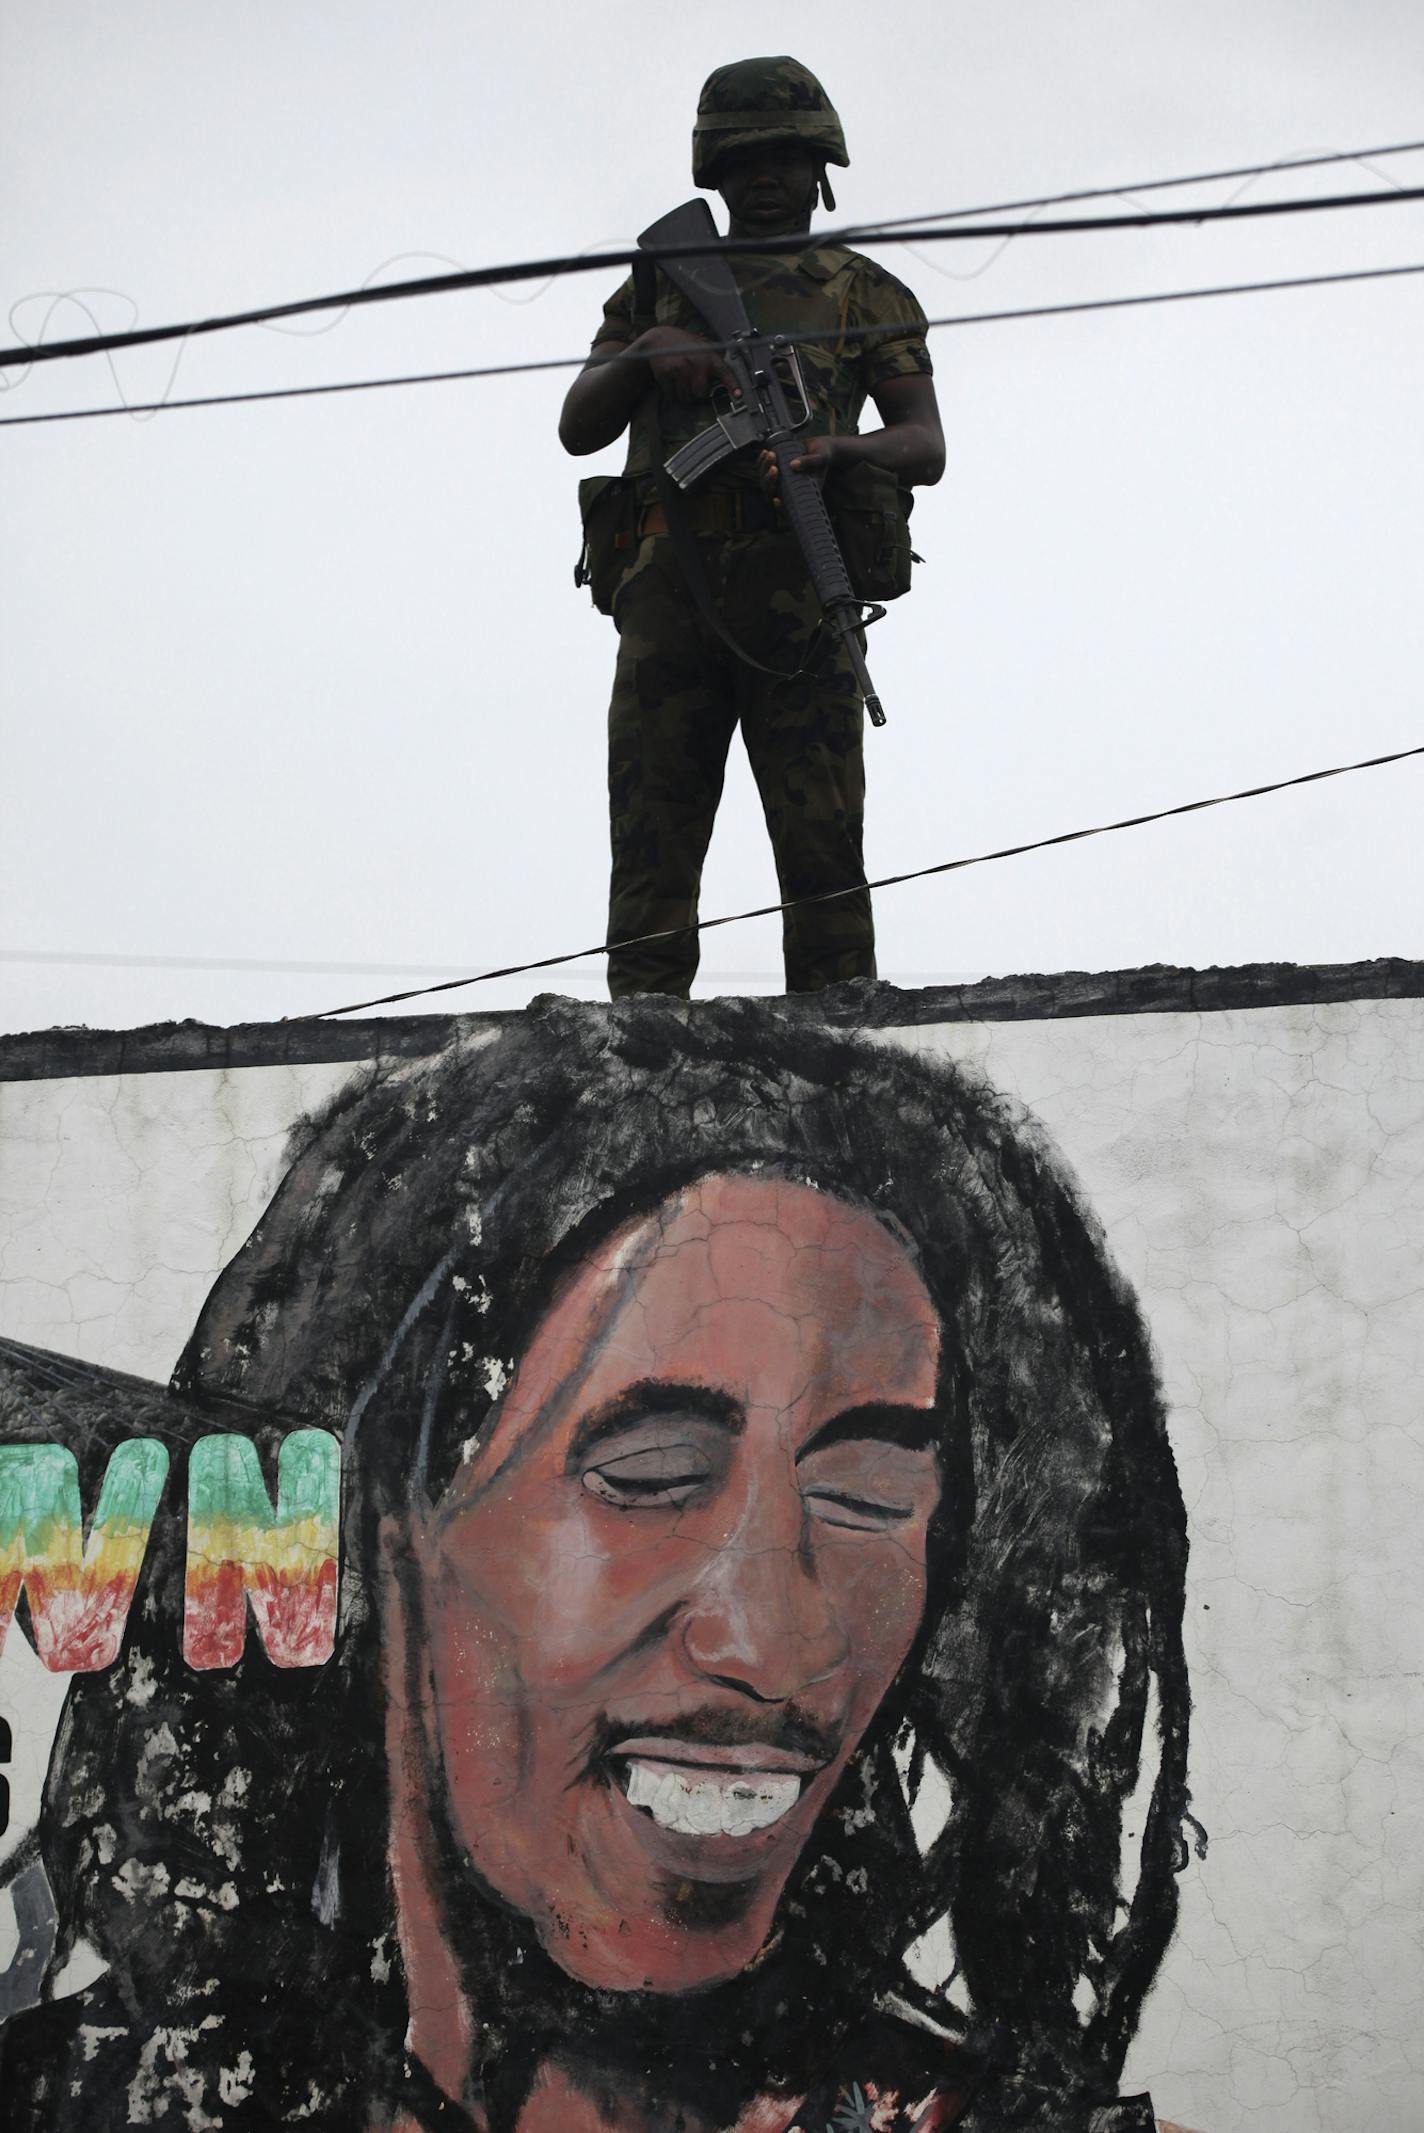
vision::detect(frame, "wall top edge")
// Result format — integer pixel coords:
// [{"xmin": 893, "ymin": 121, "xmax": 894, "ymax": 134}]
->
[{"xmin": 3, "ymin": 958, "xmax": 1422, "ymax": 1084}]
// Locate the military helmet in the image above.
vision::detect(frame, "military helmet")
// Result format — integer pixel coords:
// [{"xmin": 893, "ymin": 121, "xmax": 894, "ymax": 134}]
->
[{"xmin": 692, "ymin": 55, "xmax": 849, "ymax": 190}]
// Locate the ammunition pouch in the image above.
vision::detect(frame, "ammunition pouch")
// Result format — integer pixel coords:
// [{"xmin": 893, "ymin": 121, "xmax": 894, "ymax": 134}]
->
[
  {"xmin": 828, "ymin": 460, "xmax": 919, "ymax": 603},
  {"xmin": 574, "ymin": 474, "xmax": 642, "ymax": 615},
  {"xmin": 576, "ymin": 461, "xmax": 920, "ymax": 615}
]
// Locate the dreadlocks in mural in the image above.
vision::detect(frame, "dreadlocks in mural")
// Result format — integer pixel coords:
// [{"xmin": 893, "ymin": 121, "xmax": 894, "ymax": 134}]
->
[{"xmin": 0, "ymin": 1000, "xmax": 1195, "ymax": 2132}]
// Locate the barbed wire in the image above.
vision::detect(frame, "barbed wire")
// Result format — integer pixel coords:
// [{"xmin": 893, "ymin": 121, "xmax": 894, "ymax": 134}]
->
[
  {"xmin": 2, "ymin": 177, "xmax": 1421, "ymax": 378},
  {"xmin": 3, "ymin": 256, "xmax": 1420, "ymax": 430},
  {"xmin": 896, "ymin": 140, "xmax": 1421, "ymax": 287},
  {"xmin": 841, "ymin": 136, "xmax": 1424, "ymax": 234},
  {"xmin": 5, "ymin": 137, "xmax": 1420, "ymax": 430},
  {"xmin": 0, "ymin": 244, "xmax": 642, "ymax": 420}
]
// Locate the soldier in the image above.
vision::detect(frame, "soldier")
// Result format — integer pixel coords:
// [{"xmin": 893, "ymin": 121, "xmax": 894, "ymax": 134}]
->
[{"xmin": 560, "ymin": 56, "xmax": 945, "ymax": 999}]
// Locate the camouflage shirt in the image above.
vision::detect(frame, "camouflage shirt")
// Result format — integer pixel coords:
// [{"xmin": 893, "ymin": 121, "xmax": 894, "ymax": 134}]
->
[{"xmin": 591, "ymin": 243, "xmax": 933, "ymax": 489}]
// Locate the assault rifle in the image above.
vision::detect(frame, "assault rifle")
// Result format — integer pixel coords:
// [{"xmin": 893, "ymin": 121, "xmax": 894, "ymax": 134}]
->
[{"xmin": 637, "ymin": 199, "xmax": 888, "ymax": 728}]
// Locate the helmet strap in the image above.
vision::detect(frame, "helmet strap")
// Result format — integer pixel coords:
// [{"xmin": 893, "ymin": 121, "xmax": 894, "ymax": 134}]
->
[{"xmin": 819, "ymin": 165, "xmax": 837, "ymax": 213}]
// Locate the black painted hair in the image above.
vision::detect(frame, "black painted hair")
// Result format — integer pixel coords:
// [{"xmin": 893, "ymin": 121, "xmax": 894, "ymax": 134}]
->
[{"xmin": 27, "ymin": 997, "xmax": 1192, "ymax": 2129}]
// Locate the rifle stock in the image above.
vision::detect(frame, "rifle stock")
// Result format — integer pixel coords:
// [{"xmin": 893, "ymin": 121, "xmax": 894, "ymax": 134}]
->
[{"xmin": 637, "ymin": 200, "xmax": 752, "ymax": 340}]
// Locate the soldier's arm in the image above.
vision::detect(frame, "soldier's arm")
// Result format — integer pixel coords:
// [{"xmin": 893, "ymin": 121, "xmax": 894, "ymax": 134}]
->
[
  {"xmin": 855, "ymin": 372, "xmax": 946, "ymax": 484},
  {"xmin": 761, "ymin": 372, "xmax": 946, "ymax": 498},
  {"xmin": 558, "ymin": 331, "xmax": 740, "ymax": 454}
]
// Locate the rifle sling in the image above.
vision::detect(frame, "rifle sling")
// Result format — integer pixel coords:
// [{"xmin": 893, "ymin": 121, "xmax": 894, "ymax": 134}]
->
[
  {"xmin": 653, "ymin": 459, "xmax": 805, "ymax": 681},
  {"xmin": 645, "ymin": 390, "xmax": 813, "ymax": 680}
]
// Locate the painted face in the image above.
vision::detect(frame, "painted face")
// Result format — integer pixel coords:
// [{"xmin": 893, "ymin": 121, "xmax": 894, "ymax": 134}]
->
[{"xmin": 408, "ymin": 1174, "xmax": 942, "ymax": 1994}]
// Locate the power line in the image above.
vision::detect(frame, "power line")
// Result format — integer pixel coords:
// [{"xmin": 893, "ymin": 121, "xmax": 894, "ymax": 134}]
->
[
  {"xmin": 309, "ymin": 741, "xmax": 1424, "ymax": 1019},
  {"xmin": 2, "ymin": 179, "xmax": 1422, "ymax": 375},
  {"xmin": 14, "ymin": 146, "xmax": 1412, "ymax": 432},
  {"xmin": 883, "ymin": 140, "xmax": 1420, "ymax": 293},
  {"xmin": 845, "ymin": 137, "xmax": 1424, "ymax": 233},
  {"xmin": 4, "ymin": 256, "xmax": 1422, "ymax": 430},
  {"xmin": 6, "ymin": 139, "xmax": 1418, "ymax": 420}
]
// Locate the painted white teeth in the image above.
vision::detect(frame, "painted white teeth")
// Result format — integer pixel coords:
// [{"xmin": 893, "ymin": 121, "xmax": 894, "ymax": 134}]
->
[{"xmin": 623, "ymin": 1758, "xmax": 802, "ymax": 1837}]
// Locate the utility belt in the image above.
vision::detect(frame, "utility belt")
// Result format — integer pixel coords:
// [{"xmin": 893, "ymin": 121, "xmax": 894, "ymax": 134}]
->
[
  {"xmin": 638, "ymin": 483, "xmax": 781, "ymax": 539},
  {"xmin": 575, "ymin": 462, "xmax": 917, "ymax": 618}
]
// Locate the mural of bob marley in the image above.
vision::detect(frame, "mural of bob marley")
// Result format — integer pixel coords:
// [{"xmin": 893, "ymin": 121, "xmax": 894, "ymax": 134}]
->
[{"xmin": 0, "ymin": 998, "xmax": 1197, "ymax": 2133}]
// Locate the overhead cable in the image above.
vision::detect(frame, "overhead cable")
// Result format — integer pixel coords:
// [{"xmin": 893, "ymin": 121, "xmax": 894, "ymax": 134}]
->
[
  {"xmin": 4, "ymin": 256, "xmax": 1422, "ymax": 430},
  {"xmin": 16, "ymin": 145, "xmax": 1414, "ymax": 423},
  {"xmin": 2, "ymin": 179, "xmax": 1422, "ymax": 375},
  {"xmin": 841, "ymin": 137, "xmax": 1424, "ymax": 233},
  {"xmin": 309, "ymin": 741, "xmax": 1424, "ymax": 1019},
  {"xmin": 884, "ymin": 139, "xmax": 1421, "ymax": 290},
  {"xmin": 6, "ymin": 137, "xmax": 1418, "ymax": 414}
]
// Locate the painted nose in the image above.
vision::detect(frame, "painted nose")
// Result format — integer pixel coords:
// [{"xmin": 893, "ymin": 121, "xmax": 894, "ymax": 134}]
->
[{"xmin": 679, "ymin": 1511, "xmax": 850, "ymax": 1703}]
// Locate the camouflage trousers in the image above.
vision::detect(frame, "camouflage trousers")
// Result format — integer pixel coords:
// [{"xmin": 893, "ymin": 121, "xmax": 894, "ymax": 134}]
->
[{"xmin": 606, "ymin": 528, "xmax": 875, "ymax": 997}]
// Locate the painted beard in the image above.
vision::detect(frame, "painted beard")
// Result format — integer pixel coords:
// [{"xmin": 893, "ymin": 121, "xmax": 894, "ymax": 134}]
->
[
  {"xmin": 431, "ymin": 1912, "xmax": 861, "ymax": 2133},
  {"xmin": 416, "ymin": 1730, "xmax": 910, "ymax": 2133}
]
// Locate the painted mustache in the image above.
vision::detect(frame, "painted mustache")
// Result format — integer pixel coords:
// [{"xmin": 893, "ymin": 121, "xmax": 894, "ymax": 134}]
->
[{"xmin": 588, "ymin": 1702, "xmax": 840, "ymax": 1769}]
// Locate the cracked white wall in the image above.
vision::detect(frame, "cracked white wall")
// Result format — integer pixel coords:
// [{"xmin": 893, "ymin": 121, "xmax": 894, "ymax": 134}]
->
[
  {"xmin": 1, "ymin": 999, "xmax": 1420, "ymax": 2133},
  {"xmin": 888, "ymin": 1002, "xmax": 1424, "ymax": 2133}
]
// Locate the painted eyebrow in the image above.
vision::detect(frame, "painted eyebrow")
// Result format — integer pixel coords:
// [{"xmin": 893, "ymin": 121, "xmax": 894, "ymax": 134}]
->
[
  {"xmin": 565, "ymin": 1380, "xmax": 745, "ymax": 1468},
  {"xmin": 795, "ymin": 1403, "xmax": 940, "ymax": 1461}
]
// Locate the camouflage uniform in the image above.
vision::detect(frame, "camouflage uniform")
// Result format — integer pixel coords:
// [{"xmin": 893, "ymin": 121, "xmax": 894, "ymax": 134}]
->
[{"xmin": 591, "ymin": 60, "xmax": 934, "ymax": 998}]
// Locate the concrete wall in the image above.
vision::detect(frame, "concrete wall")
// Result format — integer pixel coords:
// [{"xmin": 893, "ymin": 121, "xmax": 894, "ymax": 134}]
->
[{"xmin": 1, "ymin": 970, "xmax": 1420, "ymax": 2133}]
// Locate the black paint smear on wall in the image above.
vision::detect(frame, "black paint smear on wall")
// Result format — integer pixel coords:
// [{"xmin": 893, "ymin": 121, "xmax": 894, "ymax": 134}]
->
[{"xmin": 0, "ymin": 998, "xmax": 1191, "ymax": 2132}]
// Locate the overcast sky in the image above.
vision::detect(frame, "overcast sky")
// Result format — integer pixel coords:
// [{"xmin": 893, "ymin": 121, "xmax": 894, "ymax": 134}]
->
[{"xmin": 3, "ymin": 0, "xmax": 1421, "ymax": 1036}]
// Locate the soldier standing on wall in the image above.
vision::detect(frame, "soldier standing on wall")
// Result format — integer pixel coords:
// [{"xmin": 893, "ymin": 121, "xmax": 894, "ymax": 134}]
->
[{"xmin": 560, "ymin": 57, "xmax": 946, "ymax": 1000}]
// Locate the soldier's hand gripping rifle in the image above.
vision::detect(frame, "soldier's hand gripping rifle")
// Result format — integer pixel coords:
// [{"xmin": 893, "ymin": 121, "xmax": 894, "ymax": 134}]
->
[{"xmin": 637, "ymin": 199, "xmax": 889, "ymax": 728}]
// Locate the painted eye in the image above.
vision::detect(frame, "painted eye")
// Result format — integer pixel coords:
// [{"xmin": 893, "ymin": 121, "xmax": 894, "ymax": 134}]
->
[
  {"xmin": 582, "ymin": 1441, "xmax": 713, "ymax": 1508},
  {"xmin": 802, "ymin": 1488, "xmax": 916, "ymax": 1532}
]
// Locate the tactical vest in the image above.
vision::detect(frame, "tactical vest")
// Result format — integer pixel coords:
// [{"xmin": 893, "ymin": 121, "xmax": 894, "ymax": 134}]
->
[{"xmin": 622, "ymin": 245, "xmax": 870, "ymax": 489}]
